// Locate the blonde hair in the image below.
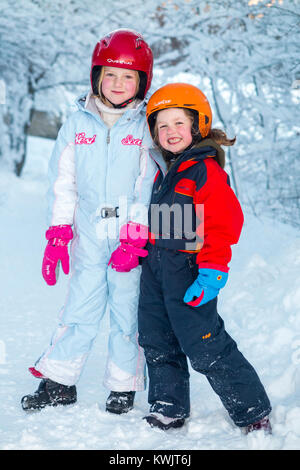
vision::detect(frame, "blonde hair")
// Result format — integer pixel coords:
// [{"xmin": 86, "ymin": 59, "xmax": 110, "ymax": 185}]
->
[
  {"xmin": 94, "ymin": 66, "xmax": 140, "ymax": 105},
  {"xmin": 153, "ymin": 107, "xmax": 236, "ymax": 148}
]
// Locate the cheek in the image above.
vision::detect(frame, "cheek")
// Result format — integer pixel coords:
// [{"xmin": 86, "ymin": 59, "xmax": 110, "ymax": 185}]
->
[
  {"xmin": 158, "ymin": 129, "xmax": 167, "ymax": 145},
  {"xmin": 101, "ymin": 77, "xmax": 111, "ymax": 95},
  {"xmin": 182, "ymin": 128, "xmax": 193, "ymax": 145},
  {"xmin": 125, "ymin": 80, "xmax": 138, "ymax": 95}
]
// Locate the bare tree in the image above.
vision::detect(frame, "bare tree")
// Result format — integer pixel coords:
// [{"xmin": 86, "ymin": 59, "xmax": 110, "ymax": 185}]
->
[
  {"xmin": 1, "ymin": 0, "xmax": 299, "ymax": 224},
  {"xmin": 145, "ymin": 0, "xmax": 300, "ymax": 224},
  {"xmin": 0, "ymin": 0, "xmax": 120, "ymax": 174}
]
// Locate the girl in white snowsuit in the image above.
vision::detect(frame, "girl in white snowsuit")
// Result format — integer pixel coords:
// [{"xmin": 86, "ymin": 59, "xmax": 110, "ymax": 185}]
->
[{"xmin": 21, "ymin": 29, "xmax": 156, "ymax": 414}]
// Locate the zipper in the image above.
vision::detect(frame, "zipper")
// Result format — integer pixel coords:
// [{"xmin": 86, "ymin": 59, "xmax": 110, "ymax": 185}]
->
[
  {"xmin": 104, "ymin": 129, "xmax": 111, "ymax": 207},
  {"xmin": 187, "ymin": 256, "xmax": 194, "ymax": 269}
]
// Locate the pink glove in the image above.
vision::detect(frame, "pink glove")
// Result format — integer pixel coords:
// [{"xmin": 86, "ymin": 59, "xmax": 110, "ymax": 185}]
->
[
  {"xmin": 42, "ymin": 225, "xmax": 73, "ymax": 286},
  {"xmin": 108, "ymin": 222, "xmax": 148, "ymax": 272}
]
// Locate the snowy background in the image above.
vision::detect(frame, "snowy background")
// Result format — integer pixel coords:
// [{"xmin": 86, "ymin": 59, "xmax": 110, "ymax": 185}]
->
[
  {"xmin": 1, "ymin": 0, "xmax": 300, "ymax": 226},
  {"xmin": 0, "ymin": 138, "xmax": 299, "ymax": 450},
  {"xmin": 0, "ymin": 0, "xmax": 300, "ymax": 451}
]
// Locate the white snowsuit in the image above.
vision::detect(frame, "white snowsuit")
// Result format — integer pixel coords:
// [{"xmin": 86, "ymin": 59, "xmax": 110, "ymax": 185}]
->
[{"xmin": 34, "ymin": 91, "xmax": 157, "ymax": 389}]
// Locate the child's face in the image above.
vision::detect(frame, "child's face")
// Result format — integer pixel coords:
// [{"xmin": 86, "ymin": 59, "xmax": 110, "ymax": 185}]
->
[
  {"xmin": 101, "ymin": 66, "xmax": 139, "ymax": 106},
  {"xmin": 156, "ymin": 108, "xmax": 193, "ymax": 154}
]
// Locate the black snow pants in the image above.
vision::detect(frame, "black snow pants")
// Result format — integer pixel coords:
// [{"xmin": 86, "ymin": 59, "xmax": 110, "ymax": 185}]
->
[{"xmin": 138, "ymin": 244, "xmax": 271, "ymax": 427}]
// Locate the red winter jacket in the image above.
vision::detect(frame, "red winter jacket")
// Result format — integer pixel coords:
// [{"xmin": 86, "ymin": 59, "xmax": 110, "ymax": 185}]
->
[{"xmin": 148, "ymin": 140, "xmax": 244, "ymax": 269}]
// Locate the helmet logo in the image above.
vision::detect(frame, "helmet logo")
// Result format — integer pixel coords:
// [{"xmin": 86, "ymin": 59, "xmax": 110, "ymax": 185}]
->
[
  {"xmin": 107, "ymin": 58, "xmax": 133, "ymax": 65},
  {"xmin": 154, "ymin": 99, "xmax": 171, "ymax": 107}
]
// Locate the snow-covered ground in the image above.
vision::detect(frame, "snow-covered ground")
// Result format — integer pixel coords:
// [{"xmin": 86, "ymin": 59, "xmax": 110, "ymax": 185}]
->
[{"xmin": 0, "ymin": 137, "xmax": 299, "ymax": 450}]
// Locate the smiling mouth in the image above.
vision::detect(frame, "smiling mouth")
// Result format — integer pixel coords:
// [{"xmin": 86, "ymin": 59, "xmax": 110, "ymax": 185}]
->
[{"xmin": 168, "ymin": 138, "xmax": 182, "ymax": 144}]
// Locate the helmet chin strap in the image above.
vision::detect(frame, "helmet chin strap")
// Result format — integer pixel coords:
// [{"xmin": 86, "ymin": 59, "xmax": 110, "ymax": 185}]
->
[{"xmin": 104, "ymin": 95, "xmax": 136, "ymax": 109}]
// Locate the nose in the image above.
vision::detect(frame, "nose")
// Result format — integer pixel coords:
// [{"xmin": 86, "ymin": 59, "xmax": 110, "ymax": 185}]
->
[
  {"xmin": 114, "ymin": 76, "xmax": 123, "ymax": 88},
  {"xmin": 166, "ymin": 125, "xmax": 176, "ymax": 135}
]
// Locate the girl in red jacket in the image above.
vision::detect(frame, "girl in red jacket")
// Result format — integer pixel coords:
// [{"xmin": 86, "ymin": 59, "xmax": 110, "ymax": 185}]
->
[{"xmin": 138, "ymin": 83, "xmax": 272, "ymax": 434}]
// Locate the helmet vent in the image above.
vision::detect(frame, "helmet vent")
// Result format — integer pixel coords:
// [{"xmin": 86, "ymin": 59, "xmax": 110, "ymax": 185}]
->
[{"xmin": 135, "ymin": 38, "xmax": 142, "ymax": 49}]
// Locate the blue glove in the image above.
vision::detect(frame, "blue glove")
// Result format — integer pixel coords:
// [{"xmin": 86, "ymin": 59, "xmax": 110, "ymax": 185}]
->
[{"xmin": 184, "ymin": 268, "xmax": 228, "ymax": 307}]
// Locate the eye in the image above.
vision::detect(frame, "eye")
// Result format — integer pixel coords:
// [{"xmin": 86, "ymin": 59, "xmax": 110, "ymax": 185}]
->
[{"xmin": 124, "ymin": 75, "xmax": 136, "ymax": 81}]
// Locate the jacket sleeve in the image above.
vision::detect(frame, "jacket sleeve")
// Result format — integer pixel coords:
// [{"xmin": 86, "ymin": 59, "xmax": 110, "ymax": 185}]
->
[
  {"xmin": 129, "ymin": 127, "xmax": 157, "ymax": 226},
  {"xmin": 46, "ymin": 118, "xmax": 77, "ymax": 227},
  {"xmin": 194, "ymin": 158, "xmax": 244, "ymax": 269}
]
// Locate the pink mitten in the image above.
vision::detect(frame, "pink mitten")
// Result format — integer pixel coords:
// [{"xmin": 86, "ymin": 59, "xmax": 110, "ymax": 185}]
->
[
  {"xmin": 108, "ymin": 222, "xmax": 148, "ymax": 272},
  {"xmin": 42, "ymin": 225, "xmax": 73, "ymax": 286}
]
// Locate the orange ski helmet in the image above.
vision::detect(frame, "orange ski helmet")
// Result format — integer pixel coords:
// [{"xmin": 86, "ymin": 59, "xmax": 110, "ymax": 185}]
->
[{"xmin": 146, "ymin": 83, "xmax": 212, "ymax": 140}]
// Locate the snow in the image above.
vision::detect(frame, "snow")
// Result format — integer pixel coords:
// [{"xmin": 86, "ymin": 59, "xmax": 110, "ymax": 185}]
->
[{"xmin": 0, "ymin": 136, "xmax": 299, "ymax": 450}]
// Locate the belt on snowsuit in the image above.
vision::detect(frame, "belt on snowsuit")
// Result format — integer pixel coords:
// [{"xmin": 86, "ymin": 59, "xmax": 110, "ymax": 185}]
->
[{"xmin": 101, "ymin": 206, "xmax": 119, "ymax": 218}]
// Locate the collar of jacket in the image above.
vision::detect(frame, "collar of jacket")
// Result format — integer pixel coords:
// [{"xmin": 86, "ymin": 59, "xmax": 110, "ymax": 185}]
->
[
  {"xmin": 75, "ymin": 89, "xmax": 149, "ymax": 122},
  {"xmin": 149, "ymin": 148, "xmax": 168, "ymax": 176},
  {"xmin": 192, "ymin": 139, "xmax": 225, "ymax": 169},
  {"xmin": 166, "ymin": 138, "xmax": 225, "ymax": 175}
]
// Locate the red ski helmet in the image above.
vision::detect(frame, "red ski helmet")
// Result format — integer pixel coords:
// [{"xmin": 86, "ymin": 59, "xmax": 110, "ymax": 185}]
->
[{"xmin": 91, "ymin": 29, "xmax": 153, "ymax": 100}]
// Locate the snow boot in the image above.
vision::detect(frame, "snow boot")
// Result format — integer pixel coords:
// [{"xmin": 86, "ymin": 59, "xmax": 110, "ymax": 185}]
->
[
  {"xmin": 105, "ymin": 391, "xmax": 135, "ymax": 414},
  {"xmin": 143, "ymin": 413, "xmax": 185, "ymax": 431},
  {"xmin": 21, "ymin": 378, "xmax": 77, "ymax": 411},
  {"xmin": 244, "ymin": 416, "xmax": 272, "ymax": 435}
]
